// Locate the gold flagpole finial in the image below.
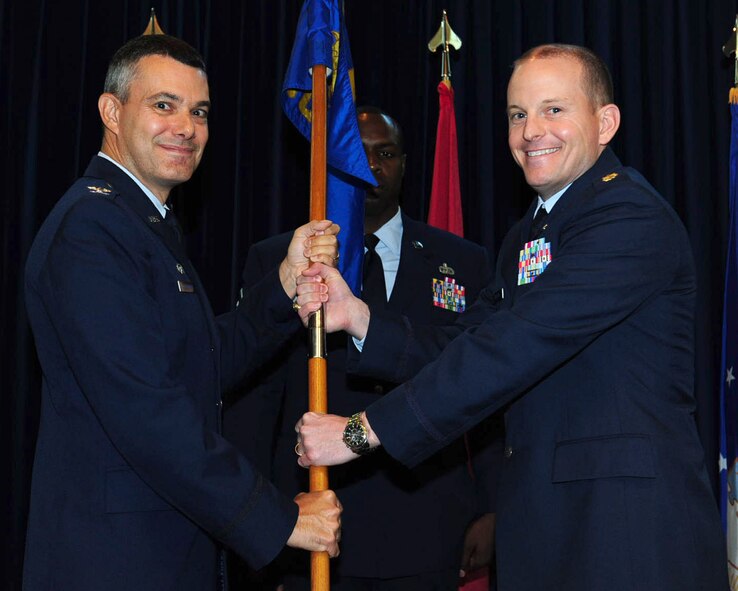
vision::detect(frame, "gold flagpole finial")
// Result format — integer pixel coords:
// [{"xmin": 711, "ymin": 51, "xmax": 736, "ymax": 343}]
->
[
  {"xmin": 142, "ymin": 7, "xmax": 165, "ymax": 36},
  {"xmin": 722, "ymin": 15, "xmax": 738, "ymax": 103},
  {"xmin": 428, "ymin": 10, "xmax": 462, "ymax": 83}
]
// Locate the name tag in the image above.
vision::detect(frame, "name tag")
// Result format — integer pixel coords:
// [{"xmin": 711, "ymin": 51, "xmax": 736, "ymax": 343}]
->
[{"xmin": 178, "ymin": 280, "xmax": 194, "ymax": 293}]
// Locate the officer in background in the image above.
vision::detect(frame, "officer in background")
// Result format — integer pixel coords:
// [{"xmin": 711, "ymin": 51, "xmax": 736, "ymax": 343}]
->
[{"xmin": 226, "ymin": 106, "xmax": 501, "ymax": 590}]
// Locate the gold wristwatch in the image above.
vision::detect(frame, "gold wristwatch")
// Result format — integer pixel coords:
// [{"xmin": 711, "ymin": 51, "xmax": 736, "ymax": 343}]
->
[{"xmin": 342, "ymin": 412, "xmax": 373, "ymax": 455}]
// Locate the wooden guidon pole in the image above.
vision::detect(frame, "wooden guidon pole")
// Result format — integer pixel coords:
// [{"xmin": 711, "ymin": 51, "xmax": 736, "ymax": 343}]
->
[{"xmin": 307, "ymin": 63, "xmax": 330, "ymax": 591}]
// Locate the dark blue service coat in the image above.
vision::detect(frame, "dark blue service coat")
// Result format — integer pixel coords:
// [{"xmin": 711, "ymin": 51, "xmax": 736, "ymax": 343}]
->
[
  {"xmin": 23, "ymin": 156, "xmax": 300, "ymax": 591},
  {"xmin": 358, "ymin": 149, "xmax": 727, "ymax": 591}
]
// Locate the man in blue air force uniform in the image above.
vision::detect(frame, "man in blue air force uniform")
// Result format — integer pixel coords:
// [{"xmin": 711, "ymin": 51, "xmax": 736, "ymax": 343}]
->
[
  {"xmin": 294, "ymin": 45, "xmax": 727, "ymax": 590},
  {"xmin": 23, "ymin": 34, "xmax": 342, "ymax": 591},
  {"xmin": 225, "ymin": 106, "xmax": 502, "ymax": 590}
]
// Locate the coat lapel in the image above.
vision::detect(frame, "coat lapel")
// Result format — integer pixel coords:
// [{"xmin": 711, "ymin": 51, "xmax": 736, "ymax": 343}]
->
[
  {"xmin": 508, "ymin": 148, "xmax": 624, "ymax": 302},
  {"xmin": 83, "ymin": 156, "xmax": 217, "ymax": 339},
  {"xmin": 389, "ymin": 215, "xmax": 442, "ymax": 312},
  {"xmin": 84, "ymin": 157, "xmax": 188, "ymax": 262}
]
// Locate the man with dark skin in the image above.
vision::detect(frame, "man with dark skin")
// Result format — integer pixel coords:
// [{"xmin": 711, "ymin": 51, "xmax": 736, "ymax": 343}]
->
[
  {"xmin": 226, "ymin": 106, "xmax": 500, "ymax": 589},
  {"xmin": 360, "ymin": 107, "xmax": 405, "ymax": 234}
]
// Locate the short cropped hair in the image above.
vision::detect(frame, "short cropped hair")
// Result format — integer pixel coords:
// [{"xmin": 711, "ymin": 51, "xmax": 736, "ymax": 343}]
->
[
  {"xmin": 104, "ymin": 35, "xmax": 206, "ymax": 103},
  {"xmin": 514, "ymin": 44, "xmax": 614, "ymax": 109},
  {"xmin": 356, "ymin": 105, "xmax": 405, "ymax": 152}
]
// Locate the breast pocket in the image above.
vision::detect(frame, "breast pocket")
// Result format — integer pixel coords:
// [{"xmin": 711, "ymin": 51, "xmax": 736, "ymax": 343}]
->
[{"xmin": 552, "ymin": 434, "xmax": 657, "ymax": 483}]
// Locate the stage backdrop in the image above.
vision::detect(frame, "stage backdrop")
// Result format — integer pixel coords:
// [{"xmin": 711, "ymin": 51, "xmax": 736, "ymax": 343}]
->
[{"xmin": 2, "ymin": 1, "xmax": 735, "ymax": 588}]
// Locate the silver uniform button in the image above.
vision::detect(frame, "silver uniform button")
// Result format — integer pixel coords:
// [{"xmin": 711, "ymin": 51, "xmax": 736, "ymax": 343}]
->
[{"xmin": 504, "ymin": 446, "xmax": 513, "ymax": 459}]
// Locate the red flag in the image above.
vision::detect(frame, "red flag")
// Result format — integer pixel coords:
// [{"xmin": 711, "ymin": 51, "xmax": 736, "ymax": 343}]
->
[
  {"xmin": 428, "ymin": 79, "xmax": 490, "ymax": 591},
  {"xmin": 428, "ymin": 80, "xmax": 464, "ymax": 236}
]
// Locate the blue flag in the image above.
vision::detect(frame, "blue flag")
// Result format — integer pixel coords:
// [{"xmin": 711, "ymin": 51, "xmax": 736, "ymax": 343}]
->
[
  {"xmin": 720, "ymin": 102, "xmax": 738, "ymax": 578},
  {"xmin": 282, "ymin": 0, "xmax": 375, "ymax": 296}
]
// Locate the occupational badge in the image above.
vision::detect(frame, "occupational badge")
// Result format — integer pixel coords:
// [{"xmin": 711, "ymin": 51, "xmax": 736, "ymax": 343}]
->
[
  {"xmin": 432, "ymin": 277, "xmax": 466, "ymax": 312},
  {"xmin": 438, "ymin": 262, "xmax": 455, "ymax": 276},
  {"xmin": 518, "ymin": 238, "xmax": 551, "ymax": 285}
]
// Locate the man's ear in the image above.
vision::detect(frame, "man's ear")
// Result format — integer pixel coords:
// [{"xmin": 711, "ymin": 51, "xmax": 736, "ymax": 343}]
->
[
  {"xmin": 598, "ymin": 103, "xmax": 621, "ymax": 145},
  {"xmin": 98, "ymin": 93, "xmax": 121, "ymax": 134}
]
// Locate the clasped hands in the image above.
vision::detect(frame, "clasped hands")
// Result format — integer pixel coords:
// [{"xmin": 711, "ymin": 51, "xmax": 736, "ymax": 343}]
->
[
  {"xmin": 280, "ymin": 219, "xmax": 368, "ymax": 337},
  {"xmin": 279, "ymin": 219, "xmax": 340, "ymax": 300},
  {"xmin": 284, "ymin": 223, "xmax": 378, "ymax": 467}
]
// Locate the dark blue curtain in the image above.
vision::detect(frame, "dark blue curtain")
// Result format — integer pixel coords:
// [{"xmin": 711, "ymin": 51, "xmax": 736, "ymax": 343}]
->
[{"xmin": 2, "ymin": 1, "xmax": 735, "ymax": 588}]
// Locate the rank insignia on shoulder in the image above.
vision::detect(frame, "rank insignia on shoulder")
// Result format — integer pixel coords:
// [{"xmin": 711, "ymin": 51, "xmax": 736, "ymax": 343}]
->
[
  {"xmin": 87, "ymin": 185, "xmax": 112, "ymax": 195},
  {"xmin": 438, "ymin": 262, "xmax": 455, "ymax": 276},
  {"xmin": 432, "ymin": 277, "xmax": 466, "ymax": 312},
  {"xmin": 148, "ymin": 215, "xmax": 162, "ymax": 223},
  {"xmin": 601, "ymin": 173, "xmax": 618, "ymax": 182},
  {"xmin": 176, "ymin": 264, "xmax": 185, "ymax": 275}
]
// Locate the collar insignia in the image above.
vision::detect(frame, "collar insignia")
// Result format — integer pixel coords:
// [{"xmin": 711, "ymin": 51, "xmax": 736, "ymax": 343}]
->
[
  {"xmin": 148, "ymin": 216, "xmax": 161, "ymax": 223},
  {"xmin": 601, "ymin": 173, "xmax": 618, "ymax": 182},
  {"xmin": 176, "ymin": 264, "xmax": 185, "ymax": 275},
  {"xmin": 411, "ymin": 240, "xmax": 424, "ymax": 249}
]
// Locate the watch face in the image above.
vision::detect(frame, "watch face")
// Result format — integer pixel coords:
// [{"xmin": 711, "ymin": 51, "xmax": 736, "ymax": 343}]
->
[
  {"xmin": 343, "ymin": 415, "xmax": 368, "ymax": 451},
  {"xmin": 343, "ymin": 423, "xmax": 367, "ymax": 447}
]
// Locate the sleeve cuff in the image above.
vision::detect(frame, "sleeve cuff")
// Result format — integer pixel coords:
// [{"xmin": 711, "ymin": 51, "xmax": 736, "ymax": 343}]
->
[{"xmin": 218, "ymin": 474, "xmax": 299, "ymax": 570}]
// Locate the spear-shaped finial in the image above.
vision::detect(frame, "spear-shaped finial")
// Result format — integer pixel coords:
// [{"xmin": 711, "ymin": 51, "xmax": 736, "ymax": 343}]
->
[
  {"xmin": 428, "ymin": 10, "xmax": 462, "ymax": 83},
  {"xmin": 142, "ymin": 7, "xmax": 165, "ymax": 36}
]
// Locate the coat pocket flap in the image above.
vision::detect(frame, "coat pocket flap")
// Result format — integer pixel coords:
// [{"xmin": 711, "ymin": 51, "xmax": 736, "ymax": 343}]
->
[{"xmin": 552, "ymin": 434, "xmax": 657, "ymax": 483}]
